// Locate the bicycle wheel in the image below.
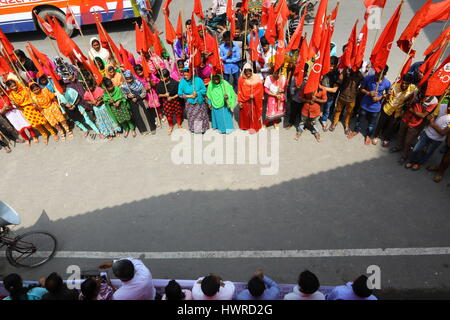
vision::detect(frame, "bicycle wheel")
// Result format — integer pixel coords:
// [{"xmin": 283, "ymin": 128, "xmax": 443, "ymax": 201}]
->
[{"xmin": 6, "ymin": 231, "xmax": 57, "ymax": 268}]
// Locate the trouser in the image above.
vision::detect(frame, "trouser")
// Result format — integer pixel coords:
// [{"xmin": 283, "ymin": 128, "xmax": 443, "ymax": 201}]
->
[
  {"xmin": 34, "ymin": 123, "xmax": 56, "ymax": 137},
  {"xmin": 354, "ymin": 109, "xmax": 380, "ymax": 138},
  {"xmin": 409, "ymin": 131, "xmax": 442, "ymax": 165},
  {"xmin": 289, "ymin": 100, "xmax": 302, "ymax": 127},
  {"xmin": 81, "ymin": 109, "xmax": 100, "ymax": 134},
  {"xmin": 396, "ymin": 121, "xmax": 421, "ymax": 160},
  {"xmin": 297, "ymin": 115, "xmax": 320, "ymax": 134},
  {"xmin": 119, "ymin": 120, "xmax": 136, "ymax": 131},
  {"xmin": 374, "ymin": 109, "xmax": 400, "ymax": 141},
  {"xmin": 0, "ymin": 116, "xmax": 19, "ymax": 141},
  {"xmin": 18, "ymin": 127, "xmax": 35, "ymax": 141},
  {"xmin": 320, "ymin": 97, "xmax": 336, "ymax": 124},
  {"xmin": 167, "ymin": 114, "xmax": 183, "ymax": 128},
  {"xmin": 332, "ymin": 97, "xmax": 356, "ymax": 129},
  {"xmin": 224, "ymin": 72, "xmax": 240, "ymax": 92}
]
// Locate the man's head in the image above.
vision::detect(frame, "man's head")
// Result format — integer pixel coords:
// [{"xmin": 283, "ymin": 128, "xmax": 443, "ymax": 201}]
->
[
  {"xmin": 260, "ymin": 37, "xmax": 270, "ymax": 53},
  {"xmin": 14, "ymin": 49, "xmax": 26, "ymax": 63},
  {"xmin": 330, "ymin": 56, "xmax": 339, "ymax": 72},
  {"xmin": 201, "ymin": 274, "xmax": 221, "ymax": 297},
  {"xmin": 288, "ymin": 4, "xmax": 300, "ymax": 18},
  {"xmin": 247, "ymin": 276, "xmax": 266, "ymax": 297},
  {"xmin": 45, "ymin": 272, "xmax": 64, "ymax": 294},
  {"xmin": 375, "ymin": 65, "xmax": 389, "ymax": 82},
  {"xmin": 81, "ymin": 277, "xmax": 100, "ymax": 300},
  {"xmin": 112, "ymin": 259, "xmax": 135, "ymax": 282},
  {"xmin": 401, "ymin": 73, "xmax": 413, "ymax": 91},
  {"xmin": 352, "ymin": 275, "xmax": 373, "ymax": 298},
  {"xmin": 161, "ymin": 68, "xmax": 170, "ymax": 82},
  {"xmin": 298, "ymin": 270, "xmax": 320, "ymax": 294},
  {"xmin": 165, "ymin": 280, "xmax": 185, "ymax": 300},
  {"xmin": 223, "ymin": 31, "xmax": 231, "ymax": 45},
  {"xmin": 250, "ymin": 20, "xmax": 260, "ymax": 32}
]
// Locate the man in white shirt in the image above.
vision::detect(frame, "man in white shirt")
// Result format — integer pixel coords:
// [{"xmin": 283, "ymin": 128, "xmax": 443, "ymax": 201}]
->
[
  {"xmin": 99, "ymin": 258, "xmax": 155, "ymax": 300},
  {"xmin": 192, "ymin": 274, "xmax": 235, "ymax": 300},
  {"xmin": 284, "ymin": 270, "xmax": 325, "ymax": 300}
]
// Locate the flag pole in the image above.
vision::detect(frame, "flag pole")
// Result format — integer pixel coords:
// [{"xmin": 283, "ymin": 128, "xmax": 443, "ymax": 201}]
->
[
  {"xmin": 242, "ymin": 13, "xmax": 249, "ymax": 63},
  {"xmin": 369, "ymin": 5, "xmax": 386, "ymax": 55}
]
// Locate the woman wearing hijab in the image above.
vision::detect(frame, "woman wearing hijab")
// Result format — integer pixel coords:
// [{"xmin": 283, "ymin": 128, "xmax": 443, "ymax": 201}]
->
[
  {"xmin": 5, "ymin": 79, "xmax": 56, "ymax": 145},
  {"xmin": 178, "ymin": 67, "xmax": 209, "ymax": 134},
  {"xmin": 57, "ymin": 81, "xmax": 99, "ymax": 138},
  {"xmin": 156, "ymin": 69, "xmax": 184, "ymax": 135},
  {"xmin": 0, "ymin": 91, "xmax": 30, "ymax": 147},
  {"xmin": 84, "ymin": 79, "xmax": 121, "ymax": 140},
  {"xmin": 238, "ymin": 63, "xmax": 264, "ymax": 133},
  {"xmin": 102, "ymin": 78, "xmax": 136, "ymax": 138},
  {"xmin": 30, "ymin": 83, "xmax": 71, "ymax": 141},
  {"xmin": 207, "ymin": 74, "xmax": 236, "ymax": 134},
  {"xmin": 133, "ymin": 65, "xmax": 161, "ymax": 124},
  {"xmin": 88, "ymin": 37, "xmax": 111, "ymax": 64},
  {"xmin": 263, "ymin": 67, "xmax": 286, "ymax": 129},
  {"xmin": 121, "ymin": 70, "xmax": 157, "ymax": 136}
]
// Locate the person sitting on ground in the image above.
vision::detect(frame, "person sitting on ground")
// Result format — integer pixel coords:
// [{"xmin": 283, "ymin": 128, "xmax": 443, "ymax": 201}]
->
[
  {"xmin": 283, "ymin": 270, "xmax": 325, "ymax": 300},
  {"xmin": 3, "ymin": 273, "xmax": 48, "ymax": 300},
  {"xmin": 192, "ymin": 274, "xmax": 235, "ymax": 300},
  {"xmin": 326, "ymin": 275, "xmax": 377, "ymax": 300},
  {"xmin": 236, "ymin": 269, "xmax": 280, "ymax": 300},
  {"xmin": 98, "ymin": 258, "xmax": 155, "ymax": 300},
  {"xmin": 162, "ymin": 280, "xmax": 193, "ymax": 300},
  {"xmin": 79, "ymin": 276, "xmax": 115, "ymax": 300},
  {"xmin": 42, "ymin": 272, "xmax": 79, "ymax": 300}
]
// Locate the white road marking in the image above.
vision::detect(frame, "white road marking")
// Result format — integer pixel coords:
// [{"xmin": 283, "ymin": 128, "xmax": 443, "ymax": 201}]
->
[{"xmin": 2, "ymin": 247, "xmax": 450, "ymax": 259}]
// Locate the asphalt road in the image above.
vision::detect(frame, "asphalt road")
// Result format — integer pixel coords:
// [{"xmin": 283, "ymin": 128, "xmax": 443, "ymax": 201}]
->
[{"xmin": 1, "ymin": 0, "xmax": 450, "ymax": 299}]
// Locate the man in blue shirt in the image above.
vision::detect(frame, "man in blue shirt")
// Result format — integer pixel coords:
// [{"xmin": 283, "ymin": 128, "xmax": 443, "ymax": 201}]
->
[
  {"xmin": 348, "ymin": 65, "xmax": 391, "ymax": 145},
  {"xmin": 326, "ymin": 275, "xmax": 378, "ymax": 300},
  {"xmin": 220, "ymin": 31, "xmax": 241, "ymax": 92},
  {"xmin": 236, "ymin": 269, "xmax": 280, "ymax": 300}
]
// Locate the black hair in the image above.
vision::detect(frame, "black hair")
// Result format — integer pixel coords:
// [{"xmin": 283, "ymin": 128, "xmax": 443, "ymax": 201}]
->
[
  {"xmin": 223, "ymin": 31, "xmax": 231, "ymax": 41},
  {"xmin": 288, "ymin": 4, "xmax": 300, "ymax": 14},
  {"xmin": 107, "ymin": 66, "xmax": 116, "ymax": 72},
  {"xmin": 165, "ymin": 280, "xmax": 186, "ymax": 300},
  {"xmin": 29, "ymin": 83, "xmax": 41, "ymax": 91},
  {"xmin": 236, "ymin": 2, "xmax": 242, "ymax": 8},
  {"xmin": 201, "ymin": 275, "xmax": 220, "ymax": 297},
  {"xmin": 260, "ymin": 37, "xmax": 269, "ymax": 47},
  {"xmin": 402, "ymin": 73, "xmax": 413, "ymax": 83},
  {"xmin": 5, "ymin": 79, "xmax": 16, "ymax": 87},
  {"xmin": 91, "ymin": 39, "xmax": 100, "ymax": 46},
  {"xmin": 94, "ymin": 57, "xmax": 105, "ymax": 69},
  {"xmin": 330, "ymin": 56, "xmax": 339, "ymax": 66},
  {"xmin": 177, "ymin": 60, "xmax": 185, "ymax": 67},
  {"xmin": 250, "ymin": 19, "xmax": 260, "ymax": 29},
  {"xmin": 58, "ymin": 79, "xmax": 66, "ymax": 90},
  {"xmin": 185, "ymin": 19, "xmax": 192, "ymax": 26},
  {"xmin": 102, "ymin": 78, "xmax": 113, "ymax": 88},
  {"xmin": 81, "ymin": 277, "xmax": 99, "ymax": 301},
  {"xmin": 14, "ymin": 49, "xmax": 26, "ymax": 60},
  {"xmin": 45, "ymin": 272, "xmax": 64, "ymax": 294},
  {"xmin": 86, "ymin": 78, "xmax": 96, "ymax": 88},
  {"xmin": 352, "ymin": 275, "xmax": 373, "ymax": 298},
  {"xmin": 134, "ymin": 64, "xmax": 144, "ymax": 73},
  {"xmin": 4, "ymin": 273, "xmax": 28, "ymax": 300},
  {"xmin": 112, "ymin": 259, "xmax": 135, "ymax": 281},
  {"xmin": 298, "ymin": 270, "xmax": 320, "ymax": 294},
  {"xmin": 247, "ymin": 276, "xmax": 266, "ymax": 297},
  {"xmin": 304, "ymin": 63, "xmax": 309, "ymax": 74},
  {"xmin": 382, "ymin": 64, "xmax": 389, "ymax": 75},
  {"xmin": 161, "ymin": 69, "xmax": 170, "ymax": 78}
]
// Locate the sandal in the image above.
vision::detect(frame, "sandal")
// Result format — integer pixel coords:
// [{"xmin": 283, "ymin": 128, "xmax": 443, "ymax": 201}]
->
[
  {"xmin": 131, "ymin": 130, "xmax": 137, "ymax": 138},
  {"xmin": 3, "ymin": 146, "xmax": 11, "ymax": 153},
  {"xmin": 404, "ymin": 162, "xmax": 413, "ymax": 169},
  {"xmin": 426, "ymin": 165, "xmax": 439, "ymax": 172},
  {"xmin": 43, "ymin": 136, "xmax": 49, "ymax": 145},
  {"xmin": 33, "ymin": 137, "xmax": 39, "ymax": 144},
  {"xmin": 54, "ymin": 135, "xmax": 59, "ymax": 142},
  {"xmin": 83, "ymin": 131, "xmax": 89, "ymax": 138},
  {"xmin": 314, "ymin": 133, "xmax": 321, "ymax": 142},
  {"xmin": 372, "ymin": 138, "xmax": 379, "ymax": 145},
  {"xmin": 61, "ymin": 134, "xmax": 66, "ymax": 141},
  {"xmin": 433, "ymin": 174, "xmax": 443, "ymax": 183},
  {"xmin": 344, "ymin": 128, "xmax": 351, "ymax": 135},
  {"xmin": 329, "ymin": 125, "xmax": 336, "ymax": 132},
  {"xmin": 167, "ymin": 127, "xmax": 174, "ymax": 135},
  {"xmin": 382, "ymin": 140, "xmax": 390, "ymax": 148},
  {"xmin": 68, "ymin": 131, "xmax": 74, "ymax": 139},
  {"xmin": 124, "ymin": 130, "xmax": 129, "ymax": 138},
  {"xmin": 411, "ymin": 164, "xmax": 421, "ymax": 171}
]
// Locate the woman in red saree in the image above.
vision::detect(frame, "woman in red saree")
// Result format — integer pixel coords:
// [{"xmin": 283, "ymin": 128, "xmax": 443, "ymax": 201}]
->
[{"xmin": 238, "ymin": 63, "xmax": 264, "ymax": 133}]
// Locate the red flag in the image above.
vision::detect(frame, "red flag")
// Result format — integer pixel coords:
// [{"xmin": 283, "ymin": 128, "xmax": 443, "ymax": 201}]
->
[
  {"xmin": 249, "ymin": 31, "xmax": 260, "ymax": 62},
  {"xmin": 261, "ymin": 0, "xmax": 271, "ymax": 27},
  {"xmin": 294, "ymin": 36, "xmax": 309, "ymax": 87},
  {"xmin": 33, "ymin": 11, "xmax": 54, "ymax": 37},
  {"xmin": 286, "ymin": 9, "xmax": 307, "ymax": 52},
  {"xmin": 354, "ymin": 22, "xmax": 368, "ymax": 72},
  {"xmin": 419, "ymin": 43, "xmax": 447, "ymax": 75},
  {"xmin": 193, "ymin": 0, "xmax": 204, "ymax": 20},
  {"xmin": 371, "ymin": 1, "xmax": 403, "ymax": 73},
  {"xmin": 95, "ymin": 15, "xmax": 122, "ymax": 64},
  {"xmin": 26, "ymin": 44, "xmax": 45, "ymax": 78},
  {"xmin": 400, "ymin": 55, "xmax": 413, "ymax": 78},
  {"xmin": 119, "ymin": 44, "xmax": 135, "ymax": 74},
  {"xmin": 309, "ymin": 0, "xmax": 328, "ymax": 58},
  {"xmin": 241, "ymin": 0, "xmax": 249, "ymax": 17},
  {"xmin": 66, "ymin": 5, "xmax": 79, "ymax": 30},
  {"xmin": 264, "ymin": 5, "xmax": 277, "ymax": 45},
  {"xmin": 135, "ymin": 23, "xmax": 145, "ymax": 54},
  {"xmin": 322, "ymin": 22, "xmax": 332, "ymax": 75},
  {"xmin": 151, "ymin": 26, "xmax": 164, "ymax": 58},
  {"xmin": 397, "ymin": 0, "xmax": 431, "ymax": 56},
  {"xmin": 364, "ymin": 0, "xmax": 386, "ymax": 20},
  {"xmin": 274, "ymin": 0, "xmax": 290, "ymax": 27},
  {"xmin": 424, "ymin": 55, "xmax": 450, "ymax": 96},
  {"xmin": 304, "ymin": 26, "xmax": 328, "ymax": 94},
  {"xmin": 340, "ymin": 20, "xmax": 358, "ymax": 69},
  {"xmin": 164, "ymin": 14, "xmax": 177, "ymax": 45},
  {"xmin": 50, "ymin": 16, "xmax": 86, "ymax": 64},
  {"xmin": 140, "ymin": 53, "xmax": 152, "ymax": 78},
  {"xmin": 0, "ymin": 55, "xmax": 13, "ymax": 75},
  {"xmin": 27, "ymin": 42, "xmax": 63, "ymax": 93},
  {"xmin": 227, "ymin": 0, "xmax": 235, "ymax": 36},
  {"xmin": 162, "ymin": 0, "xmax": 172, "ymax": 17},
  {"xmin": 274, "ymin": 41, "xmax": 286, "ymax": 72},
  {"xmin": 329, "ymin": 1, "xmax": 339, "ymax": 37},
  {"xmin": 419, "ymin": 0, "xmax": 450, "ymax": 29},
  {"xmin": 86, "ymin": 57, "xmax": 104, "ymax": 85},
  {"xmin": 142, "ymin": 21, "xmax": 154, "ymax": 53},
  {"xmin": 176, "ymin": 12, "xmax": 183, "ymax": 39},
  {"xmin": 0, "ymin": 29, "xmax": 16, "ymax": 61},
  {"xmin": 424, "ymin": 26, "xmax": 450, "ymax": 57},
  {"xmin": 210, "ymin": 36, "xmax": 223, "ymax": 75}
]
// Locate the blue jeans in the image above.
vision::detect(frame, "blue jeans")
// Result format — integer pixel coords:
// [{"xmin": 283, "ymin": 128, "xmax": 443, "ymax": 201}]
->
[
  {"xmin": 354, "ymin": 109, "xmax": 380, "ymax": 138},
  {"xmin": 224, "ymin": 72, "xmax": 240, "ymax": 93},
  {"xmin": 409, "ymin": 131, "xmax": 442, "ymax": 164},
  {"xmin": 320, "ymin": 98, "xmax": 335, "ymax": 124}
]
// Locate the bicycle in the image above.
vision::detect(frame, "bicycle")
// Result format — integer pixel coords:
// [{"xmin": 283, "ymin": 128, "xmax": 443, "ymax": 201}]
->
[{"xmin": 0, "ymin": 201, "xmax": 57, "ymax": 268}]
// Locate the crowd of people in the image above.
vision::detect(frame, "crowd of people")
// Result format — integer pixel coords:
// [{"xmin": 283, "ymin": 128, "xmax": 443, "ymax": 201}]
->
[
  {"xmin": 0, "ymin": 258, "xmax": 377, "ymax": 300},
  {"xmin": 0, "ymin": 0, "xmax": 449, "ymax": 188}
]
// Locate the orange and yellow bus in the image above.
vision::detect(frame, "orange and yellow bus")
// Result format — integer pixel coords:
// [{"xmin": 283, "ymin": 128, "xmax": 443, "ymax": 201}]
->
[{"xmin": 0, "ymin": 0, "xmax": 154, "ymax": 36}]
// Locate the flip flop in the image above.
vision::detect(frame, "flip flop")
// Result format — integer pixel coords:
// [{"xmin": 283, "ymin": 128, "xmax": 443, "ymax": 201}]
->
[
  {"xmin": 433, "ymin": 174, "xmax": 443, "ymax": 183},
  {"xmin": 404, "ymin": 162, "xmax": 413, "ymax": 169},
  {"xmin": 412, "ymin": 164, "xmax": 421, "ymax": 171},
  {"xmin": 426, "ymin": 165, "xmax": 439, "ymax": 172}
]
